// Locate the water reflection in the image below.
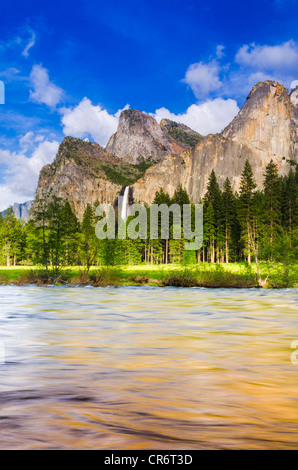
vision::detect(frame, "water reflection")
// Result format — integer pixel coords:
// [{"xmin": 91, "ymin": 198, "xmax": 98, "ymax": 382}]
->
[{"xmin": 0, "ymin": 286, "xmax": 297, "ymax": 449}]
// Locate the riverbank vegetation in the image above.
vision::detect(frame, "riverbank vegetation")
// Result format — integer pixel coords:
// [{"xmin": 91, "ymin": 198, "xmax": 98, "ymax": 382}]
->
[
  {"xmin": 0, "ymin": 263, "xmax": 297, "ymax": 288},
  {"xmin": 0, "ymin": 159, "xmax": 297, "ymax": 288}
]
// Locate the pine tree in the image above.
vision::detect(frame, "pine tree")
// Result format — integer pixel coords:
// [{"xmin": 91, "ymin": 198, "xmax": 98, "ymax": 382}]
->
[
  {"xmin": 61, "ymin": 201, "xmax": 80, "ymax": 265},
  {"xmin": 31, "ymin": 197, "xmax": 51, "ymax": 270},
  {"xmin": 222, "ymin": 178, "xmax": 237, "ymax": 263},
  {"xmin": 203, "ymin": 170, "xmax": 223, "ymax": 262},
  {"xmin": 25, "ymin": 220, "xmax": 43, "ymax": 265},
  {"xmin": 0, "ymin": 208, "xmax": 24, "ymax": 266},
  {"xmin": 204, "ymin": 205, "xmax": 215, "ymax": 262},
  {"xmin": 169, "ymin": 237, "xmax": 184, "ymax": 263},
  {"xmin": 283, "ymin": 168, "xmax": 297, "ymax": 244},
  {"xmin": 263, "ymin": 160, "xmax": 282, "ymax": 248},
  {"xmin": 153, "ymin": 188, "xmax": 172, "ymax": 206},
  {"xmin": 47, "ymin": 196, "xmax": 66, "ymax": 274},
  {"xmin": 81, "ymin": 204, "xmax": 97, "ymax": 271},
  {"xmin": 99, "ymin": 239, "xmax": 118, "ymax": 266},
  {"xmin": 172, "ymin": 184, "xmax": 191, "ymax": 207},
  {"xmin": 238, "ymin": 160, "xmax": 257, "ymax": 264},
  {"xmin": 152, "ymin": 188, "xmax": 172, "ymax": 264}
]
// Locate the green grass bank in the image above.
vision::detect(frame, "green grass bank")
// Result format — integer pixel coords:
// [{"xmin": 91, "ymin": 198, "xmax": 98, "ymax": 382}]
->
[{"xmin": 0, "ymin": 263, "xmax": 297, "ymax": 288}]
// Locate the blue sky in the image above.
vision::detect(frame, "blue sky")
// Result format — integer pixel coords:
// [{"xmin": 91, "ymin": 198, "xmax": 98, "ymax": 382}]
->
[{"xmin": 0, "ymin": 0, "xmax": 298, "ymax": 209}]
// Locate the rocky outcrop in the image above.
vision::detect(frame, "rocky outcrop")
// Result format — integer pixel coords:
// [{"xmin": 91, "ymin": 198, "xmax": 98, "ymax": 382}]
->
[
  {"xmin": 13, "ymin": 201, "xmax": 33, "ymax": 221},
  {"xmin": 106, "ymin": 109, "xmax": 190, "ymax": 164},
  {"xmin": 32, "ymin": 81, "xmax": 298, "ymax": 217},
  {"xmin": 133, "ymin": 81, "xmax": 298, "ymax": 204},
  {"xmin": 160, "ymin": 119, "xmax": 203, "ymax": 149},
  {"xmin": 31, "ymin": 111, "xmax": 203, "ymax": 220},
  {"xmin": 290, "ymin": 86, "xmax": 298, "ymax": 162},
  {"xmin": 31, "ymin": 137, "xmax": 152, "ymax": 220},
  {"xmin": 1, "ymin": 201, "xmax": 33, "ymax": 222}
]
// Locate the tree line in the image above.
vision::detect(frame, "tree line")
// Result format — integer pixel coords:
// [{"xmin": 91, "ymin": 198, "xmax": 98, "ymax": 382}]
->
[{"xmin": 0, "ymin": 159, "xmax": 297, "ymax": 271}]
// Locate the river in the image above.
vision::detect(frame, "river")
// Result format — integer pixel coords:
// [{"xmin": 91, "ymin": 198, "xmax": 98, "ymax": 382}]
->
[{"xmin": 0, "ymin": 286, "xmax": 297, "ymax": 449}]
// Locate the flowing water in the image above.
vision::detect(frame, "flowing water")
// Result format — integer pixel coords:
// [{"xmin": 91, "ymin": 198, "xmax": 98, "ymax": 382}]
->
[{"xmin": 0, "ymin": 286, "xmax": 297, "ymax": 450}]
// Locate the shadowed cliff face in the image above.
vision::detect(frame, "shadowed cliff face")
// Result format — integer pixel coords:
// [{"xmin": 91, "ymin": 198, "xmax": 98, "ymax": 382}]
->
[
  {"xmin": 32, "ymin": 137, "xmax": 122, "ymax": 220},
  {"xmin": 133, "ymin": 81, "xmax": 298, "ymax": 204},
  {"xmin": 32, "ymin": 137, "xmax": 158, "ymax": 220},
  {"xmin": 32, "ymin": 113, "xmax": 204, "ymax": 219},
  {"xmin": 32, "ymin": 81, "xmax": 298, "ymax": 217}
]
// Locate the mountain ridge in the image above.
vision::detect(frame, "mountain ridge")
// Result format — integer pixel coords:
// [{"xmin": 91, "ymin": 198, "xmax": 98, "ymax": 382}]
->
[
  {"xmin": 105, "ymin": 108, "xmax": 201, "ymax": 164},
  {"xmin": 1, "ymin": 201, "xmax": 33, "ymax": 222},
  {"xmin": 132, "ymin": 81, "xmax": 298, "ymax": 204},
  {"xmin": 31, "ymin": 80, "xmax": 298, "ymax": 219}
]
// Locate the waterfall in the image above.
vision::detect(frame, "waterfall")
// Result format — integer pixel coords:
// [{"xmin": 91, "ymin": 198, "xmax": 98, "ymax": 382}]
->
[{"xmin": 120, "ymin": 186, "xmax": 130, "ymax": 221}]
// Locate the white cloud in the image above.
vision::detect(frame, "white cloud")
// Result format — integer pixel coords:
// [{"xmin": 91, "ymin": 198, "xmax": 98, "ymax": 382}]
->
[
  {"xmin": 0, "ymin": 136, "xmax": 59, "ymax": 211},
  {"xmin": 183, "ymin": 60, "xmax": 222, "ymax": 99},
  {"xmin": 0, "ymin": 184, "xmax": 27, "ymax": 212},
  {"xmin": 28, "ymin": 140, "xmax": 59, "ymax": 176},
  {"xmin": 29, "ymin": 65, "xmax": 64, "ymax": 108},
  {"xmin": 221, "ymin": 70, "xmax": 277, "ymax": 99},
  {"xmin": 22, "ymin": 30, "xmax": 36, "ymax": 58},
  {"xmin": 216, "ymin": 45, "xmax": 225, "ymax": 59},
  {"xmin": 60, "ymin": 98, "xmax": 129, "ymax": 146},
  {"xmin": 0, "ymin": 68, "xmax": 22, "ymax": 82},
  {"xmin": 231, "ymin": 41, "xmax": 298, "ymax": 93},
  {"xmin": 60, "ymin": 92, "xmax": 238, "ymax": 148},
  {"xmin": 290, "ymin": 80, "xmax": 298, "ymax": 89},
  {"xmin": 153, "ymin": 98, "xmax": 239, "ymax": 135},
  {"xmin": 19, "ymin": 131, "xmax": 35, "ymax": 150},
  {"xmin": 235, "ymin": 41, "xmax": 298, "ymax": 73},
  {"xmin": 183, "ymin": 41, "xmax": 298, "ymax": 101},
  {"xmin": 0, "ymin": 27, "xmax": 36, "ymax": 59},
  {"xmin": 19, "ymin": 131, "xmax": 48, "ymax": 151}
]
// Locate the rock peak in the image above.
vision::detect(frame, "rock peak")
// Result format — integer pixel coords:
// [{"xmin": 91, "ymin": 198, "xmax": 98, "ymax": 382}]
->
[
  {"xmin": 32, "ymin": 80, "xmax": 297, "ymax": 219},
  {"xmin": 249, "ymin": 80, "xmax": 288, "ymax": 96},
  {"xmin": 106, "ymin": 109, "xmax": 187, "ymax": 164},
  {"xmin": 133, "ymin": 80, "xmax": 297, "ymax": 205},
  {"xmin": 222, "ymin": 80, "xmax": 291, "ymax": 153},
  {"xmin": 119, "ymin": 108, "xmax": 157, "ymax": 127}
]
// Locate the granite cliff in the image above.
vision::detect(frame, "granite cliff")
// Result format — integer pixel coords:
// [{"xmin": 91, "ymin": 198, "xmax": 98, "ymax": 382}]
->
[
  {"xmin": 106, "ymin": 108, "xmax": 202, "ymax": 164},
  {"xmin": 32, "ymin": 136, "xmax": 155, "ymax": 220},
  {"xmin": 32, "ymin": 81, "xmax": 298, "ymax": 218},
  {"xmin": 32, "ymin": 112, "xmax": 203, "ymax": 219},
  {"xmin": 1, "ymin": 201, "xmax": 33, "ymax": 222},
  {"xmin": 133, "ymin": 81, "xmax": 298, "ymax": 204}
]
